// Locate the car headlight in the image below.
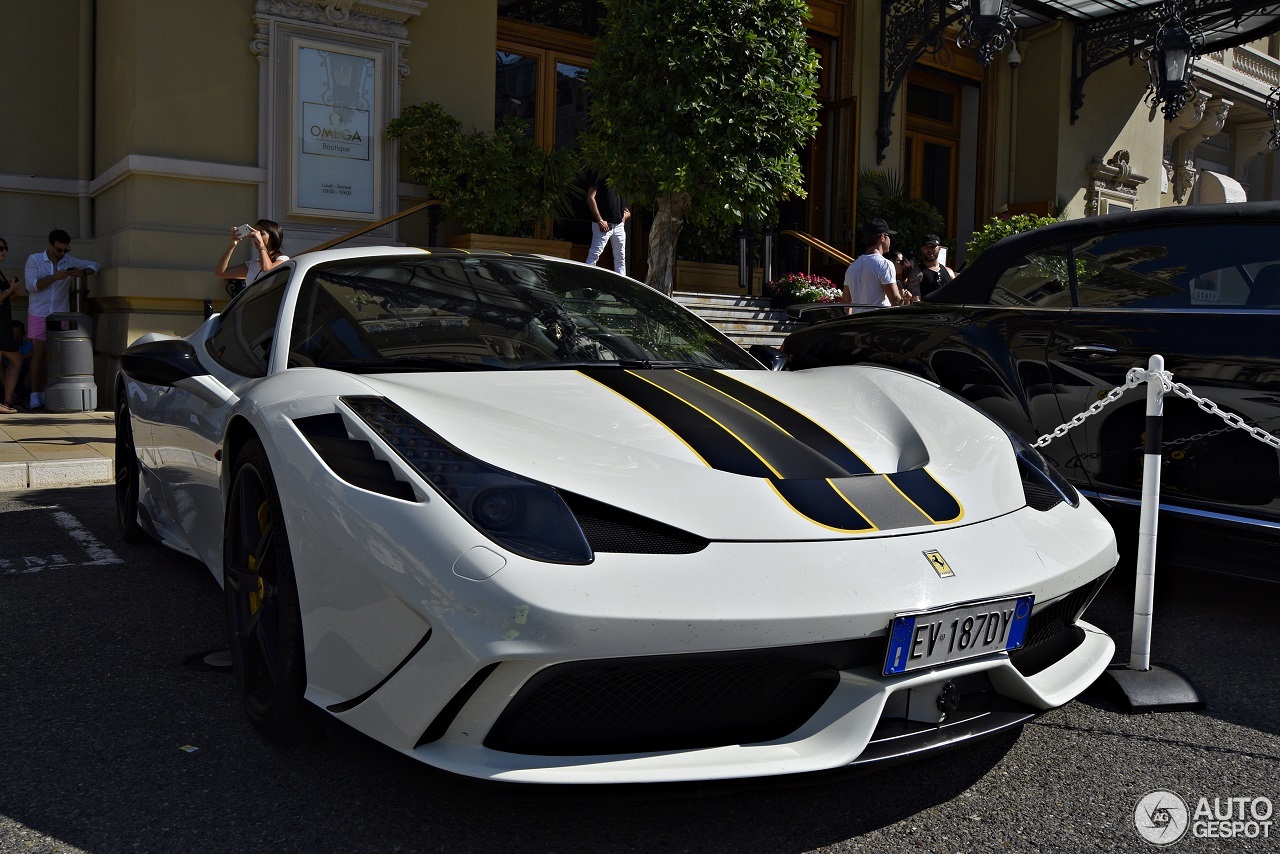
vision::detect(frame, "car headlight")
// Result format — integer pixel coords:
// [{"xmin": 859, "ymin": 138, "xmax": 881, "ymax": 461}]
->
[
  {"xmin": 342, "ymin": 396, "xmax": 593, "ymax": 564},
  {"xmin": 1004, "ymin": 427, "xmax": 1080, "ymax": 510}
]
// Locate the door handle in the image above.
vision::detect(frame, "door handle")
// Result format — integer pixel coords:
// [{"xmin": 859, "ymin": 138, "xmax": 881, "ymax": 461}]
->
[{"xmin": 1063, "ymin": 344, "xmax": 1118, "ymax": 359}]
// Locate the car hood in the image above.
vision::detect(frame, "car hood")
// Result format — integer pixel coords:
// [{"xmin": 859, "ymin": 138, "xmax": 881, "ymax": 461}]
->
[{"xmin": 345, "ymin": 365, "xmax": 1028, "ymax": 541}]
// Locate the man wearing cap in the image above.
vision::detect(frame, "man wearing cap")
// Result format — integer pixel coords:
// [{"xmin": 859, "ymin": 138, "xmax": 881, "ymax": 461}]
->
[
  {"xmin": 910, "ymin": 233, "xmax": 956, "ymax": 299},
  {"xmin": 843, "ymin": 218, "xmax": 914, "ymax": 314}
]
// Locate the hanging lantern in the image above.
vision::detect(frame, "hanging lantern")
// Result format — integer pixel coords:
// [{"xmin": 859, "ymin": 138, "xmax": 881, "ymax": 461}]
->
[
  {"xmin": 957, "ymin": 0, "xmax": 1017, "ymax": 67},
  {"xmin": 1141, "ymin": 1, "xmax": 1203, "ymax": 122}
]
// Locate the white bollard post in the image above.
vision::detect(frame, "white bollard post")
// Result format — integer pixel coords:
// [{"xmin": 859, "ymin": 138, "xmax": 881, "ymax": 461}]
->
[{"xmin": 1129, "ymin": 354, "xmax": 1165, "ymax": 672}]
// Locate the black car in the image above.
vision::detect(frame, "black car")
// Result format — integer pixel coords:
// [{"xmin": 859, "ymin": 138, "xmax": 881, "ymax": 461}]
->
[{"xmin": 783, "ymin": 201, "xmax": 1280, "ymax": 579}]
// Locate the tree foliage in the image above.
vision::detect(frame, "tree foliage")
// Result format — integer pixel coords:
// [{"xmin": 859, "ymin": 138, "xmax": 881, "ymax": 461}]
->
[
  {"xmin": 584, "ymin": 0, "xmax": 818, "ymax": 223},
  {"xmin": 388, "ymin": 102, "xmax": 579, "ymax": 237},
  {"xmin": 964, "ymin": 213, "xmax": 1063, "ymax": 263},
  {"xmin": 581, "ymin": 0, "xmax": 819, "ymax": 291}
]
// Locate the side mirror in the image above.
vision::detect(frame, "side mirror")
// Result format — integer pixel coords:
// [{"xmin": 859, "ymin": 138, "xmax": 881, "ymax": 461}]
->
[
  {"xmin": 120, "ymin": 338, "xmax": 208, "ymax": 387},
  {"xmin": 120, "ymin": 337, "xmax": 237, "ymax": 407},
  {"xmin": 748, "ymin": 344, "xmax": 787, "ymax": 371}
]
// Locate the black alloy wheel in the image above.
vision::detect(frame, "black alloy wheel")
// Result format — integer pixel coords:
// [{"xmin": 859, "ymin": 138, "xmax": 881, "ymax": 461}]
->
[
  {"xmin": 224, "ymin": 438, "xmax": 315, "ymax": 740},
  {"xmin": 114, "ymin": 393, "xmax": 147, "ymax": 543}
]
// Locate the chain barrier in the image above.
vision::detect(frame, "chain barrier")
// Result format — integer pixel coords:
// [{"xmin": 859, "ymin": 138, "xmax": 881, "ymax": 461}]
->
[{"xmin": 1032, "ymin": 365, "xmax": 1280, "ymax": 451}]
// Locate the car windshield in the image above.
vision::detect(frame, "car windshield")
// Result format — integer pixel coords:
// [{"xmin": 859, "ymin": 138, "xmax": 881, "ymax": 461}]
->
[{"xmin": 287, "ymin": 255, "xmax": 761, "ymax": 372}]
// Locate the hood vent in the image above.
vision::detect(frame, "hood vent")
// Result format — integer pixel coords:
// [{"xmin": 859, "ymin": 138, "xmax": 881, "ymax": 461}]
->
[{"xmin": 562, "ymin": 493, "xmax": 708, "ymax": 554}]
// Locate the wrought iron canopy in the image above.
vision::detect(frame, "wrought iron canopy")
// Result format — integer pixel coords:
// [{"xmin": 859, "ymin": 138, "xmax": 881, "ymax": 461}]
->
[{"xmin": 879, "ymin": 0, "xmax": 1280, "ymax": 161}]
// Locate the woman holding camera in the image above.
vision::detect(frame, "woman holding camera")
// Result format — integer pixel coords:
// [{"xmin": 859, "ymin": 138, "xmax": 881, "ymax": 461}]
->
[{"xmin": 214, "ymin": 219, "xmax": 288, "ymax": 289}]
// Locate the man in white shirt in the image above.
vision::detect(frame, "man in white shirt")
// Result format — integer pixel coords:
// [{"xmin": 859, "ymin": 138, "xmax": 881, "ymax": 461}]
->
[
  {"xmin": 843, "ymin": 218, "xmax": 914, "ymax": 314},
  {"xmin": 24, "ymin": 229, "xmax": 100, "ymax": 410}
]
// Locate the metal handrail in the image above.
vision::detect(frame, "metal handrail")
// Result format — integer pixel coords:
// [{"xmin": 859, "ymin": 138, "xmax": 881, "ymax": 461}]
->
[
  {"xmin": 302, "ymin": 199, "xmax": 442, "ymax": 254},
  {"xmin": 779, "ymin": 229, "xmax": 854, "ymax": 269}
]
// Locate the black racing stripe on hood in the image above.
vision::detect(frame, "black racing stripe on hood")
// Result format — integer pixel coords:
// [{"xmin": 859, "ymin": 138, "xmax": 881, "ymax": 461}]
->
[
  {"xmin": 886, "ymin": 469, "xmax": 963, "ymax": 523},
  {"xmin": 582, "ymin": 368, "xmax": 964, "ymax": 533},
  {"xmin": 637, "ymin": 371, "xmax": 849, "ymax": 480},
  {"xmin": 583, "ymin": 369, "xmax": 776, "ymax": 478},
  {"xmin": 689, "ymin": 371, "xmax": 874, "ymax": 475},
  {"xmin": 771, "ymin": 479, "xmax": 874, "ymax": 531}
]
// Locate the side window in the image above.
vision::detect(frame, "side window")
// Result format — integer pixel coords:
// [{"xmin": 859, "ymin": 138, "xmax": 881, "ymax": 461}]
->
[
  {"xmin": 1071, "ymin": 223, "xmax": 1280, "ymax": 310},
  {"xmin": 205, "ymin": 270, "xmax": 289, "ymax": 377},
  {"xmin": 989, "ymin": 241, "xmax": 1074, "ymax": 307}
]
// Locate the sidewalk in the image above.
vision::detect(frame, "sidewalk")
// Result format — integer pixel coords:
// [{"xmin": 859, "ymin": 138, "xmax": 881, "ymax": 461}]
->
[{"xmin": 0, "ymin": 408, "xmax": 115, "ymax": 490}]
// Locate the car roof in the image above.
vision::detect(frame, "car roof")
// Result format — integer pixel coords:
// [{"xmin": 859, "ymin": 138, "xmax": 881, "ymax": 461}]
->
[
  {"xmin": 936, "ymin": 200, "xmax": 1280, "ymax": 302},
  {"xmin": 285, "ymin": 245, "xmax": 601, "ymax": 277}
]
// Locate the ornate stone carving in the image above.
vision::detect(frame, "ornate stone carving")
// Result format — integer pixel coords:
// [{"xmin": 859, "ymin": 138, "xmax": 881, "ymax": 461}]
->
[
  {"xmin": 1171, "ymin": 97, "xmax": 1232, "ymax": 204},
  {"xmin": 253, "ymin": 0, "xmax": 426, "ymax": 40},
  {"xmin": 1085, "ymin": 149, "xmax": 1149, "ymax": 216}
]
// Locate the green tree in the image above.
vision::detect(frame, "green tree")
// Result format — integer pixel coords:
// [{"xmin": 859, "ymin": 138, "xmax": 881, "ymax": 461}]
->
[
  {"xmin": 388, "ymin": 102, "xmax": 578, "ymax": 237},
  {"xmin": 581, "ymin": 0, "xmax": 819, "ymax": 294}
]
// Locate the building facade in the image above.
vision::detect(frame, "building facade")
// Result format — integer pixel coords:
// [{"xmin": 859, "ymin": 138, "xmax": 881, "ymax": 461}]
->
[{"xmin": 1, "ymin": 0, "xmax": 1277, "ymax": 398}]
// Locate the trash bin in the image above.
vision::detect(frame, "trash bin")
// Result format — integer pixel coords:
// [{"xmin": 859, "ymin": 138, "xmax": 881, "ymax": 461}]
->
[{"xmin": 45, "ymin": 312, "xmax": 97, "ymax": 412}]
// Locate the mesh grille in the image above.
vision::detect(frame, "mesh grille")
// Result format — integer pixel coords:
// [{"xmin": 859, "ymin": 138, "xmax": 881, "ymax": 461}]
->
[
  {"xmin": 1020, "ymin": 466, "xmax": 1063, "ymax": 511},
  {"xmin": 1009, "ymin": 573, "xmax": 1110, "ymax": 675},
  {"xmin": 563, "ymin": 493, "xmax": 708, "ymax": 554},
  {"xmin": 484, "ymin": 641, "xmax": 880, "ymax": 756}
]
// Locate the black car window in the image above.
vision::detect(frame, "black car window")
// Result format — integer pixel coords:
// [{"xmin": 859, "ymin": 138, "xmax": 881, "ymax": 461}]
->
[
  {"xmin": 988, "ymin": 242, "xmax": 1074, "ymax": 307},
  {"xmin": 1072, "ymin": 223, "xmax": 1280, "ymax": 310},
  {"xmin": 205, "ymin": 269, "xmax": 289, "ymax": 377}
]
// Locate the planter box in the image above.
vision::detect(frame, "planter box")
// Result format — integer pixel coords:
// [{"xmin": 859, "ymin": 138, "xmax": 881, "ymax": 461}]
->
[
  {"xmin": 445, "ymin": 233, "xmax": 572, "ymax": 258},
  {"xmin": 674, "ymin": 260, "xmax": 762, "ymax": 295}
]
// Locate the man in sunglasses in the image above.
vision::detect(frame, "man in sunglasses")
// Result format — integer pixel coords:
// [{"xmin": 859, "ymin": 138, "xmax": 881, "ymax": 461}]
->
[{"xmin": 24, "ymin": 228, "xmax": 100, "ymax": 410}]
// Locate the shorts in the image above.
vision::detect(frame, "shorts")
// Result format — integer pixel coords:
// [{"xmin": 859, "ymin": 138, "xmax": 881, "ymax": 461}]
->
[{"xmin": 27, "ymin": 314, "xmax": 47, "ymax": 341}]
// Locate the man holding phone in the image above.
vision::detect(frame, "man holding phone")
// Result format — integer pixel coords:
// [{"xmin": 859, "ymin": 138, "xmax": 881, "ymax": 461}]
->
[{"xmin": 24, "ymin": 228, "xmax": 100, "ymax": 410}]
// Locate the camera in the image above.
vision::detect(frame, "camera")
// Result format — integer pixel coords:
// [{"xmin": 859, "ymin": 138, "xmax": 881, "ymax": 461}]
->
[{"xmin": 234, "ymin": 223, "xmax": 255, "ymax": 240}]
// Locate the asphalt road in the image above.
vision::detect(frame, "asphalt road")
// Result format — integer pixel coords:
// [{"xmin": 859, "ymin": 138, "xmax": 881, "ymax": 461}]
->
[{"xmin": 1, "ymin": 486, "xmax": 1277, "ymax": 853}]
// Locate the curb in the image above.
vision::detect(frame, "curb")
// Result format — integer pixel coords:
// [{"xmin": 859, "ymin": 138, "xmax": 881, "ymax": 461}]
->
[{"xmin": 0, "ymin": 458, "xmax": 114, "ymax": 490}]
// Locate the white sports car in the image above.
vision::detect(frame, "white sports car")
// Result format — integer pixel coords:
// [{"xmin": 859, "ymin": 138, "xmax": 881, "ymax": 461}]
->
[{"xmin": 115, "ymin": 247, "xmax": 1116, "ymax": 784}]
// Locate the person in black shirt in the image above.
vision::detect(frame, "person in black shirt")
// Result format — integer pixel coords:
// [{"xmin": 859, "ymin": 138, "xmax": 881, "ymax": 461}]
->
[
  {"xmin": 585, "ymin": 173, "xmax": 630, "ymax": 275},
  {"xmin": 910, "ymin": 233, "xmax": 955, "ymax": 298}
]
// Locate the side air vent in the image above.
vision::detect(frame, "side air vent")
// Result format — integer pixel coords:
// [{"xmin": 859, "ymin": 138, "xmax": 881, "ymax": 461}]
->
[
  {"xmin": 295, "ymin": 413, "xmax": 417, "ymax": 501},
  {"xmin": 561, "ymin": 493, "xmax": 709, "ymax": 554},
  {"xmin": 1019, "ymin": 466, "xmax": 1064, "ymax": 511},
  {"xmin": 1016, "ymin": 453, "xmax": 1079, "ymax": 512}
]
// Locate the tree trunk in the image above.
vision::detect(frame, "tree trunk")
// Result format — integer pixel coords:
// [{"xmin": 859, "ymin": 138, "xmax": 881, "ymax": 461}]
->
[{"xmin": 645, "ymin": 191, "xmax": 692, "ymax": 296}]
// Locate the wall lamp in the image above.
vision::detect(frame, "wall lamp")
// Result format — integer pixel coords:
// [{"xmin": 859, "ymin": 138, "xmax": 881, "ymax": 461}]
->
[
  {"xmin": 1141, "ymin": 0, "xmax": 1203, "ymax": 122},
  {"xmin": 956, "ymin": 0, "xmax": 1017, "ymax": 67}
]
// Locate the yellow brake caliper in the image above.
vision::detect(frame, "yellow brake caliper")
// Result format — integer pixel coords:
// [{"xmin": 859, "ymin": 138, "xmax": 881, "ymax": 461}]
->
[{"xmin": 248, "ymin": 501, "xmax": 270, "ymax": 615}]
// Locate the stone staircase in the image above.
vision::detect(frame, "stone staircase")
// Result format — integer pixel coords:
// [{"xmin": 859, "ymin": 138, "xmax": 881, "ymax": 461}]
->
[{"xmin": 673, "ymin": 291, "xmax": 805, "ymax": 349}]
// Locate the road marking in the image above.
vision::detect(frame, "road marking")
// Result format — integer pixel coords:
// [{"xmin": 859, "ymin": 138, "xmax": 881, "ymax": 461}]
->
[{"xmin": 0, "ymin": 505, "xmax": 123, "ymax": 573}]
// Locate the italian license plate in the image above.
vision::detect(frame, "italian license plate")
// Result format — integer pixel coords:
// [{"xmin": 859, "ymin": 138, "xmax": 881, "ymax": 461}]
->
[{"xmin": 883, "ymin": 595, "xmax": 1034, "ymax": 676}]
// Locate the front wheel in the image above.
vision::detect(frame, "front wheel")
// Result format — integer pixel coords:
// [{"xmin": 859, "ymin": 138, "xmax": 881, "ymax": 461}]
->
[
  {"xmin": 114, "ymin": 393, "xmax": 148, "ymax": 543},
  {"xmin": 224, "ymin": 438, "xmax": 315, "ymax": 740}
]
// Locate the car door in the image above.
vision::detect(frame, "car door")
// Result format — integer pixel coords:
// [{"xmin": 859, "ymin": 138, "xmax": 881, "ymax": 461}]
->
[
  {"xmin": 928, "ymin": 238, "xmax": 1091, "ymax": 477},
  {"xmin": 149, "ymin": 269, "xmax": 291, "ymax": 565},
  {"xmin": 1046, "ymin": 221, "xmax": 1280, "ymax": 528}
]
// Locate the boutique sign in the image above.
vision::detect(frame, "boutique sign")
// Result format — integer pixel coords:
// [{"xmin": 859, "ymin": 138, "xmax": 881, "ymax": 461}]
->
[
  {"xmin": 292, "ymin": 41, "xmax": 381, "ymax": 219},
  {"xmin": 302, "ymin": 103, "xmax": 371, "ymax": 160}
]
